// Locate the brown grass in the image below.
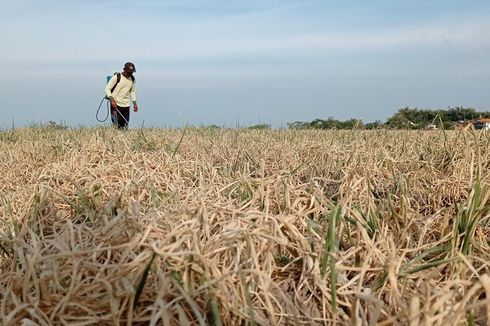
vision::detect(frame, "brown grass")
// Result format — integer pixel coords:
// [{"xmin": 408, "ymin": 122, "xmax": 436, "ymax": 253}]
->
[{"xmin": 1, "ymin": 126, "xmax": 490, "ymax": 325}]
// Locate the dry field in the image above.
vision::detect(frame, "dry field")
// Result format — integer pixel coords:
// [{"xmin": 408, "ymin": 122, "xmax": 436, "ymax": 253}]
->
[{"xmin": 1, "ymin": 126, "xmax": 490, "ymax": 325}]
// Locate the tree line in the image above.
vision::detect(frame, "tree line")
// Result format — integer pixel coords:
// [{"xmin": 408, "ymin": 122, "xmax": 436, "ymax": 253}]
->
[{"xmin": 287, "ymin": 107, "xmax": 490, "ymax": 130}]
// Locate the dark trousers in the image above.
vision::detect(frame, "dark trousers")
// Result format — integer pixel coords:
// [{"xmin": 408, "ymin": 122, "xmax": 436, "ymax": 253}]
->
[{"xmin": 111, "ymin": 106, "xmax": 130, "ymax": 129}]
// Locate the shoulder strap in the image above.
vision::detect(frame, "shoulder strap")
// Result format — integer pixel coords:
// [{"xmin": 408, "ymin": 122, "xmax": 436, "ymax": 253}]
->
[
  {"xmin": 110, "ymin": 73, "xmax": 121, "ymax": 93},
  {"xmin": 130, "ymin": 76, "xmax": 135, "ymax": 92}
]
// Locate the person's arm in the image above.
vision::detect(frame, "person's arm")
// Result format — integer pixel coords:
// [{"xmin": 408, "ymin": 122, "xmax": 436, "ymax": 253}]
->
[
  {"xmin": 105, "ymin": 76, "xmax": 117, "ymax": 108},
  {"xmin": 131, "ymin": 82, "xmax": 138, "ymax": 112}
]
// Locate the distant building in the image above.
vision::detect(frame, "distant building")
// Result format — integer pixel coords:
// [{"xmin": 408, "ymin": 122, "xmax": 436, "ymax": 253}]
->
[
  {"xmin": 474, "ymin": 118, "xmax": 490, "ymax": 130},
  {"xmin": 453, "ymin": 119, "xmax": 490, "ymax": 130}
]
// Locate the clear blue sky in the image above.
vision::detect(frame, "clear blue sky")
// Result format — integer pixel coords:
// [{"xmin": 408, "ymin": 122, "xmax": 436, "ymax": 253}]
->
[{"xmin": 1, "ymin": 0, "xmax": 490, "ymax": 128}]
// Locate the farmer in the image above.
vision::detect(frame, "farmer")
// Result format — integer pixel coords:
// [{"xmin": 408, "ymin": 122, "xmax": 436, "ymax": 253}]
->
[{"xmin": 105, "ymin": 62, "xmax": 139, "ymax": 129}]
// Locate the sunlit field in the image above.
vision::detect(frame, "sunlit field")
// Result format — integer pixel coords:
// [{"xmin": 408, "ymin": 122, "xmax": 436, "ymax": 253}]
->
[{"xmin": 1, "ymin": 126, "xmax": 490, "ymax": 325}]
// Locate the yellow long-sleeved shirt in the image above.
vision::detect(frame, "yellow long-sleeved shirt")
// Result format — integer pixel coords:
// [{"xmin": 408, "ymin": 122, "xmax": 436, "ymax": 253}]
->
[{"xmin": 105, "ymin": 73, "xmax": 137, "ymax": 107}]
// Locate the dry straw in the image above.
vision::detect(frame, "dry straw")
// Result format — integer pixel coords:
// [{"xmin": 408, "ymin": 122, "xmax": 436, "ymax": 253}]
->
[{"xmin": 1, "ymin": 126, "xmax": 490, "ymax": 325}]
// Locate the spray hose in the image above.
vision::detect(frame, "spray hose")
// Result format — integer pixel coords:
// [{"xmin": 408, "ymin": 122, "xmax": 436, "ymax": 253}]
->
[
  {"xmin": 96, "ymin": 97, "xmax": 110, "ymax": 122},
  {"xmin": 95, "ymin": 97, "xmax": 130, "ymax": 125}
]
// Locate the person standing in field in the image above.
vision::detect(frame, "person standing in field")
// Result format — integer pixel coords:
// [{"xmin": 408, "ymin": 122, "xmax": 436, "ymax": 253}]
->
[{"xmin": 105, "ymin": 62, "xmax": 139, "ymax": 129}]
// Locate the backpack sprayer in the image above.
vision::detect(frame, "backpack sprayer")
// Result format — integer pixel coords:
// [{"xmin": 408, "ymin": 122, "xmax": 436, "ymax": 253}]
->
[
  {"xmin": 96, "ymin": 72, "xmax": 133, "ymax": 125},
  {"xmin": 96, "ymin": 74, "xmax": 117, "ymax": 123}
]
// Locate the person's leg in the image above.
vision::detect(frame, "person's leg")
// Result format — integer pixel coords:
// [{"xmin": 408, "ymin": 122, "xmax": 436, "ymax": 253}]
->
[{"xmin": 116, "ymin": 106, "xmax": 130, "ymax": 129}]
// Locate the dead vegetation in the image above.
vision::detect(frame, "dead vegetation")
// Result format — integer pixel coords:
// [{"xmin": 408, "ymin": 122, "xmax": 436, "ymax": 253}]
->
[{"xmin": 1, "ymin": 126, "xmax": 490, "ymax": 325}]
